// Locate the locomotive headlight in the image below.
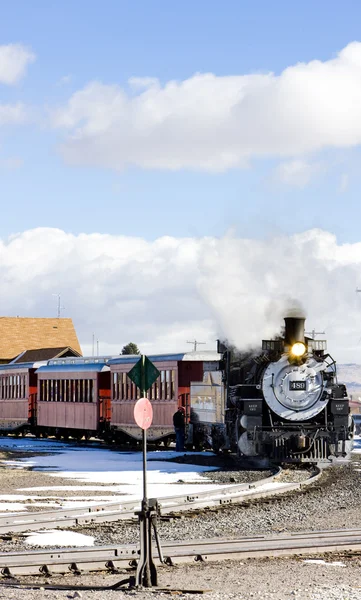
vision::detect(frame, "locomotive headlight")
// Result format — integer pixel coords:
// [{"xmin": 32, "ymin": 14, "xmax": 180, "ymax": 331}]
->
[{"xmin": 291, "ymin": 342, "xmax": 306, "ymax": 357}]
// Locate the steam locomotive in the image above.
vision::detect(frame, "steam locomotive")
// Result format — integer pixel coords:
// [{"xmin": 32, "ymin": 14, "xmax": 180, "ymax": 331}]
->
[{"xmin": 191, "ymin": 316, "xmax": 354, "ymax": 464}]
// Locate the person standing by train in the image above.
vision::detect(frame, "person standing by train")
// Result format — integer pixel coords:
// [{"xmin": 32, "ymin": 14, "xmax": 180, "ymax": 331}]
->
[{"xmin": 173, "ymin": 406, "xmax": 186, "ymax": 452}]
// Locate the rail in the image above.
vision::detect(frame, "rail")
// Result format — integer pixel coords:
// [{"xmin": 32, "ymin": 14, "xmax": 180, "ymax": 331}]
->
[
  {"xmin": 0, "ymin": 466, "xmax": 322, "ymax": 535},
  {"xmin": 0, "ymin": 526, "xmax": 359, "ymax": 577}
]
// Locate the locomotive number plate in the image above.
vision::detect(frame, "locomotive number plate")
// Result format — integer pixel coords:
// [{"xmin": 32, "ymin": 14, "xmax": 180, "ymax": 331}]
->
[{"xmin": 289, "ymin": 381, "xmax": 306, "ymax": 391}]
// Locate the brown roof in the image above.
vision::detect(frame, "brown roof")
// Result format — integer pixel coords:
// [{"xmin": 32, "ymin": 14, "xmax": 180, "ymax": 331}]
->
[
  {"xmin": 11, "ymin": 347, "xmax": 82, "ymax": 364},
  {"xmin": 0, "ymin": 318, "xmax": 82, "ymax": 360}
]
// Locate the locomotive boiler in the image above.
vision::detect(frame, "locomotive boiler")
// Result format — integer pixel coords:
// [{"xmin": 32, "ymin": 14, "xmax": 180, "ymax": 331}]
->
[{"xmin": 192, "ymin": 316, "xmax": 354, "ymax": 463}]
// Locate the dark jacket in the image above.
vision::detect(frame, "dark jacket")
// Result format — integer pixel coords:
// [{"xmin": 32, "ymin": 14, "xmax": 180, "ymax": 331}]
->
[{"xmin": 173, "ymin": 410, "xmax": 185, "ymax": 430}]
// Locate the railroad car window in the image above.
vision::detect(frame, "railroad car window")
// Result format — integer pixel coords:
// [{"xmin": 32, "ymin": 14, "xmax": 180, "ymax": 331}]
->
[
  {"xmin": 154, "ymin": 380, "xmax": 158, "ymax": 399},
  {"xmin": 171, "ymin": 370, "xmax": 175, "ymax": 398},
  {"xmin": 159, "ymin": 371, "xmax": 163, "ymax": 399},
  {"xmin": 121, "ymin": 372, "xmax": 125, "ymax": 399},
  {"xmin": 112, "ymin": 373, "xmax": 116, "ymax": 400}
]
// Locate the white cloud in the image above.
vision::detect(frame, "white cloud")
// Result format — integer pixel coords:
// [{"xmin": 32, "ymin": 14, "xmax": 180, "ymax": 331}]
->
[
  {"xmin": 273, "ymin": 159, "xmax": 324, "ymax": 187},
  {"xmin": 52, "ymin": 42, "xmax": 361, "ymax": 171},
  {"xmin": 1, "ymin": 227, "xmax": 361, "ymax": 362},
  {"xmin": 56, "ymin": 74, "xmax": 72, "ymax": 87},
  {"xmin": 0, "ymin": 103, "xmax": 27, "ymax": 125},
  {"xmin": 0, "ymin": 44, "xmax": 35, "ymax": 85}
]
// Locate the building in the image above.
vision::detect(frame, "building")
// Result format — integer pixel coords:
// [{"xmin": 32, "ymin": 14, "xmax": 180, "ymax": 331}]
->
[{"xmin": 0, "ymin": 317, "xmax": 82, "ymax": 363}]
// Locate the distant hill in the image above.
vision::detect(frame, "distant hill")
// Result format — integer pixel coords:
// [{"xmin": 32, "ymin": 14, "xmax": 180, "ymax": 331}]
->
[{"xmin": 337, "ymin": 364, "xmax": 361, "ymax": 399}]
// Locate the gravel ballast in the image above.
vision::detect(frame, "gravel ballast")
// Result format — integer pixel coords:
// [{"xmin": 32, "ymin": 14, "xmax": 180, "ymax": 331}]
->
[{"xmin": 0, "ymin": 443, "xmax": 360, "ymax": 599}]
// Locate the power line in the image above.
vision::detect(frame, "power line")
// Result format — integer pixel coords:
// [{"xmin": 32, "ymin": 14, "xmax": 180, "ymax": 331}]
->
[
  {"xmin": 52, "ymin": 294, "xmax": 65, "ymax": 318},
  {"xmin": 305, "ymin": 329, "xmax": 325, "ymax": 340},
  {"xmin": 187, "ymin": 340, "xmax": 206, "ymax": 352}
]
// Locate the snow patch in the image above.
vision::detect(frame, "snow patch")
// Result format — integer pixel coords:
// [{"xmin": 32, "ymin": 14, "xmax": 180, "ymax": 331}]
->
[{"xmin": 25, "ymin": 530, "xmax": 95, "ymax": 547}]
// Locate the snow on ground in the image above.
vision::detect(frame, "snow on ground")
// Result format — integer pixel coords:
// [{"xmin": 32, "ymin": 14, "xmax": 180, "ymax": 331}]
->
[
  {"xmin": 25, "ymin": 530, "xmax": 95, "ymax": 547},
  {"xmin": 303, "ymin": 559, "xmax": 346, "ymax": 567},
  {"xmin": 351, "ymin": 435, "xmax": 361, "ymax": 454},
  {"xmin": 0, "ymin": 437, "xmax": 221, "ymax": 512}
]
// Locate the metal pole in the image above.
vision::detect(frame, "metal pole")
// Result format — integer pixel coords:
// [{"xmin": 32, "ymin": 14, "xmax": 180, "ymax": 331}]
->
[
  {"xmin": 141, "ymin": 355, "xmax": 147, "ymax": 503},
  {"xmin": 143, "ymin": 427, "xmax": 147, "ymax": 503}
]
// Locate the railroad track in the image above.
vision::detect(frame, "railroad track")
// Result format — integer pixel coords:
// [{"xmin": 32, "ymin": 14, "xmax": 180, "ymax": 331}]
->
[
  {"xmin": 0, "ymin": 467, "xmax": 322, "ymax": 535},
  {"xmin": 0, "ymin": 527, "xmax": 360, "ymax": 576}
]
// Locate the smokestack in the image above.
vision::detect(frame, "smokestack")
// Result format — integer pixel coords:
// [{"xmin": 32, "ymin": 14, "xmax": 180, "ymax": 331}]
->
[{"xmin": 284, "ymin": 317, "xmax": 305, "ymax": 347}]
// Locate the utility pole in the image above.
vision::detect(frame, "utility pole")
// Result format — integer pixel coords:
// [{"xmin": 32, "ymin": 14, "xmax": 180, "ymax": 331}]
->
[
  {"xmin": 187, "ymin": 340, "xmax": 206, "ymax": 352},
  {"xmin": 305, "ymin": 329, "xmax": 325, "ymax": 340},
  {"xmin": 52, "ymin": 294, "xmax": 64, "ymax": 318}
]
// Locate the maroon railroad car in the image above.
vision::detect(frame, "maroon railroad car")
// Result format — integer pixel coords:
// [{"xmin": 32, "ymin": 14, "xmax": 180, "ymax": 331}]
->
[
  {"xmin": 35, "ymin": 358, "xmax": 111, "ymax": 440},
  {"xmin": 107, "ymin": 352, "xmax": 221, "ymax": 445},
  {"xmin": 0, "ymin": 361, "xmax": 44, "ymax": 433}
]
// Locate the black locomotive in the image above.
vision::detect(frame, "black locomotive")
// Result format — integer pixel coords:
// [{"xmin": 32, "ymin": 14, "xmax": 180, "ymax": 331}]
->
[{"xmin": 192, "ymin": 316, "xmax": 354, "ymax": 464}]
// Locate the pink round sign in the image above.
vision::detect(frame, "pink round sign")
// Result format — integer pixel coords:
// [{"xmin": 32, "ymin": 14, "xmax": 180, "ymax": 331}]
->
[{"xmin": 134, "ymin": 397, "xmax": 153, "ymax": 430}]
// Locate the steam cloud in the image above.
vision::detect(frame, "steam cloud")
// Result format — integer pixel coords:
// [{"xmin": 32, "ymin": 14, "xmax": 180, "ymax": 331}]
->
[{"xmin": 0, "ymin": 227, "xmax": 360, "ymax": 362}]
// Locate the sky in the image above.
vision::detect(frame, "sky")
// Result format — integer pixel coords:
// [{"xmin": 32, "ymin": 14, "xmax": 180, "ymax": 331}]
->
[{"xmin": 2, "ymin": 1, "xmax": 361, "ymax": 361}]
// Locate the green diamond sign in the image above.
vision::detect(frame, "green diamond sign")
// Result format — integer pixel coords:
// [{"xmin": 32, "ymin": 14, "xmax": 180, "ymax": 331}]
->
[{"xmin": 127, "ymin": 355, "xmax": 160, "ymax": 393}]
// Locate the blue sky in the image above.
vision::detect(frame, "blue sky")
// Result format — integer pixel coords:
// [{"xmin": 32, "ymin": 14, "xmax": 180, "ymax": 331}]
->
[
  {"xmin": 0, "ymin": 0, "xmax": 360, "ymax": 241},
  {"xmin": 3, "ymin": 1, "xmax": 361, "ymax": 360}
]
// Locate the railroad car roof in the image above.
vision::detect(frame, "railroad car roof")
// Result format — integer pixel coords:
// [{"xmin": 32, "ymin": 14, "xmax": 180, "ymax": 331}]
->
[
  {"xmin": 108, "ymin": 351, "xmax": 222, "ymax": 364},
  {"xmin": 35, "ymin": 363, "xmax": 110, "ymax": 374},
  {"xmin": 0, "ymin": 361, "xmax": 48, "ymax": 371}
]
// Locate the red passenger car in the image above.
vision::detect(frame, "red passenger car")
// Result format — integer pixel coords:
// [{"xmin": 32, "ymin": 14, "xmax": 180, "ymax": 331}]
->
[
  {"xmin": 35, "ymin": 358, "xmax": 111, "ymax": 440},
  {"xmin": 108, "ymin": 352, "xmax": 221, "ymax": 445},
  {"xmin": 0, "ymin": 361, "xmax": 42, "ymax": 433}
]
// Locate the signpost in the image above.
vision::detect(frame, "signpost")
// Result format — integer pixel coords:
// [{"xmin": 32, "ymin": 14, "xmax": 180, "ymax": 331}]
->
[{"xmin": 128, "ymin": 355, "xmax": 161, "ymax": 588}]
